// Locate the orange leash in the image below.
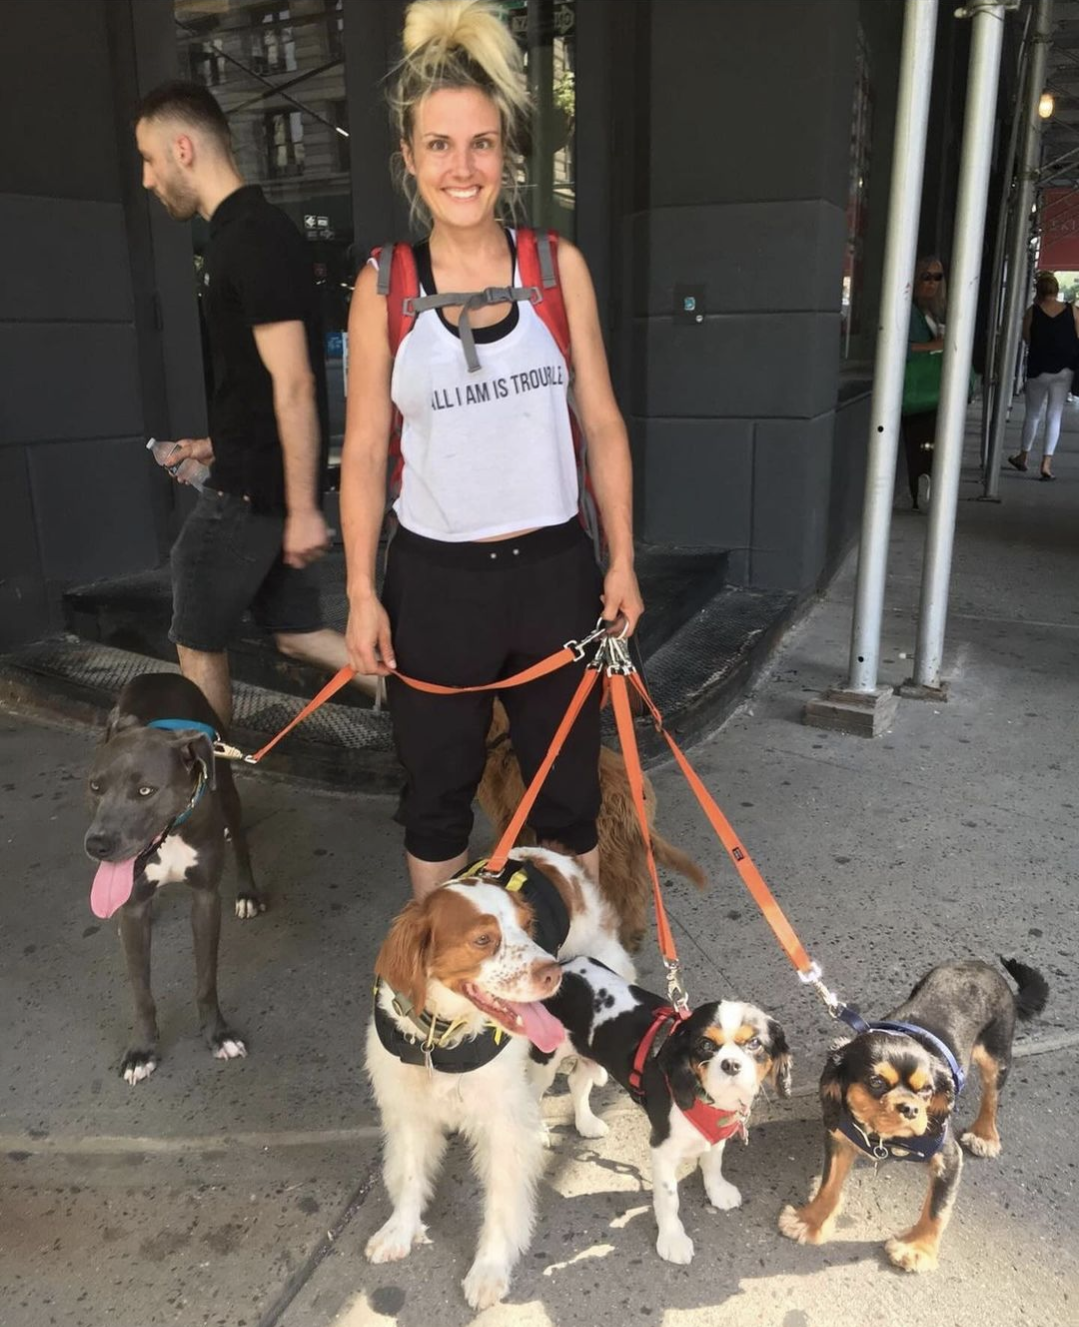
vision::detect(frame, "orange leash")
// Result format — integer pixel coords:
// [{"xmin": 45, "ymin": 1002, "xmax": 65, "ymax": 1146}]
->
[
  {"xmin": 244, "ymin": 625, "xmax": 607, "ymax": 765},
  {"xmin": 625, "ymin": 668, "xmax": 816, "ymax": 978},
  {"xmin": 483, "ymin": 665, "xmax": 601, "ymax": 875}
]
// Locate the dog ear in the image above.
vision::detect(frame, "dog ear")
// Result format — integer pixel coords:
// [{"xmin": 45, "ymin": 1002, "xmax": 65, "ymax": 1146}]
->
[
  {"xmin": 819, "ymin": 1042, "xmax": 850, "ymax": 1131},
  {"xmin": 169, "ymin": 730, "xmax": 216, "ymax": 791},
  {"xmin": 766, "ymin": 1017, "xmax": 793, "ymax": 1098},
  {"xmin": 662, "ymin": 1035, "xmax": 703, "ymax": 1113},
  {"xmin": 104, "ymin": 707, "xmax": 140, "ymax": 741},
  {"xmin": 374, "ymin": 900, "xmax": 432, "ymax": 1012},
  {"xmin": 928, "ymin": 1062, "xmax": 956, "ymax": 1123}
]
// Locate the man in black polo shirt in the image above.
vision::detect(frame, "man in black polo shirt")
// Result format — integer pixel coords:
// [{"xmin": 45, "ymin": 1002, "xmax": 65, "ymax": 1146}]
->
[{"xmin": 133, "ymin": 81, "xmax": 374, "ymax": 725}]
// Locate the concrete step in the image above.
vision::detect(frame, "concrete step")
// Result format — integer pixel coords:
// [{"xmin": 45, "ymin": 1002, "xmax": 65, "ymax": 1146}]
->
[{"xmin": 0, "ymin": 637, "xmax": 399, "ymax": 793}]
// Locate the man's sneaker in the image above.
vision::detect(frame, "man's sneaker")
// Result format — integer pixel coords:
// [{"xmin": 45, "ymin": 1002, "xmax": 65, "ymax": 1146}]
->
[{"xmin": 917, "ymin": 473, "xmax": 932, "ymax": 511}]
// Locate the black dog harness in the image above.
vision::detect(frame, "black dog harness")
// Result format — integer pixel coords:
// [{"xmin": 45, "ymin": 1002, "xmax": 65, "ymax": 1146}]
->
[
  {"xmin": 374, "ymin": 856, "xmax": 570, "ymax": 1073},
  {"xmin": 835, "ymin": 1007, "xmax": 965, "ymax": 1163},
  {"xmin": 629, "ymin": 1006, "xmax": 748, "ymax": 1145}
]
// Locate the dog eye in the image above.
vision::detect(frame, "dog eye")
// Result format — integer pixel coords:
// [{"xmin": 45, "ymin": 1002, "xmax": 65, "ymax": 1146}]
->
[
  {"xmin": 138, "ymin": 786, "xmax": 157, "ymax": 798},
  {"xmin": 695, "ymin": 1039, "xmax": 715, "ymax": 1058},
  {"xmin": 868, "ymin": 1074, "xmax": 888, "ymax": 1093},
  {"xmin": 744, "ymin": 1036, "xmax": 761, "ymax": 1051},
  {"xmin": 473, "ymin": 933, "xmax": 494, "ymax": 948}
]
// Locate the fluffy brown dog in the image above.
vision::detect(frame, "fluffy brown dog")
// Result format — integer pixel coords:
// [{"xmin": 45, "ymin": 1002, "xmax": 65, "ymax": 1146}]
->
[{"xmin": 476, "ymin": 702, "xmax": 706, "ymax": 951}]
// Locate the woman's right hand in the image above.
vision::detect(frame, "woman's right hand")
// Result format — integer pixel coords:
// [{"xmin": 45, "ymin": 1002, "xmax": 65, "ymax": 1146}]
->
[{"xmin": 346, "ymin": 595, "xmax": 396, "ymax": 676}]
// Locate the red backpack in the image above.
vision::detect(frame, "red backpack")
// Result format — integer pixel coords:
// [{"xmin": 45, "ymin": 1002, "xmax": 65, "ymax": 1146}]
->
[{"xmin": 371, "ymin": 227, "xmax": 603, "ymax": 554}]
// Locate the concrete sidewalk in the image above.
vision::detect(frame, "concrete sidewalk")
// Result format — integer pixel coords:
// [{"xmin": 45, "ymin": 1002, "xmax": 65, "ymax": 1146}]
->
[{"xmin": 2, "ymin": 410, "xmax": 1077, "ymax": 1326}]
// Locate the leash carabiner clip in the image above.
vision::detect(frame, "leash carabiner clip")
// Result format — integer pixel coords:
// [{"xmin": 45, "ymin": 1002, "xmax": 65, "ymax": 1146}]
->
[
  {"xmin": 797, "ymin": 960, "xmax": 843, "ymax": 1019},
  {"xmin": 664, "ymin": 960, "xmax": 691, "ymax": 1017},
  {"xmin": 566, "ymin": 617, "xmax": 610, "ymax": 663},
  {"xmin": 212, "ymin": 739, "xmax": 246, "ymax": 762}
]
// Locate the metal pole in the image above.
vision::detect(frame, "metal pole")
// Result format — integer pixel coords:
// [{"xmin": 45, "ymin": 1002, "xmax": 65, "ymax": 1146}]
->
[
  {"xmin": 979, "ymin": 4, "xmax": 1031, "ymax": 471},
  {"xmin": 983, "ymin": 0, "xmax": 1052, "ymax": 499},
  {"xmin": 912, "ymin": 1, "xmax": 1006, "ymax": 692},
  {"xmin": 845, "ymin": 0, "xmax": 939, "ymax": 695}
]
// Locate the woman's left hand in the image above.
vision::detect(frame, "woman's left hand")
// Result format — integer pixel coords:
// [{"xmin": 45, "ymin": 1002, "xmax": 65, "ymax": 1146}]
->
[{"xmin": 601, "ymin": 563, "xmax": 645, "ymax": 637}]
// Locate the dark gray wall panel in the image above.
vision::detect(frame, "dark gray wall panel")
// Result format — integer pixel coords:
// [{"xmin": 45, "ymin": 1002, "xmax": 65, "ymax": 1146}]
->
[
  {"xmin": 2, "ymin": 0, "xmax": 122, "ymax": 203},
  {"xmin": 28, "ymin": 440, "xmax": 159, "ymax": 584},
  {"xmin": 1, "ymin": 326, "xmax": 143, "ymax": 445},
  {"xmin": 0, "ymin": 449, "xmax": 51, "ymax": 647},
  {"xmin": 638, "ymin": 313, "xmax": 841, "ymax": 420},
  {"xmin": 751, "ymin": 415, "xmax": 835, "ymax": 589},
  {"xmin": 648, "ymin": 0, "xmax": 858, "ymax": 211},
  {"xmin": 0, "ymin": 196, "xmax": 133, "ymax": 323},
  {"xmin": 631, "ymin": 201, "xmax": 847, "ymax": 316},
  {"xmin": 639, "ymin": 418, "xmax": 754, "ymax": 548}
]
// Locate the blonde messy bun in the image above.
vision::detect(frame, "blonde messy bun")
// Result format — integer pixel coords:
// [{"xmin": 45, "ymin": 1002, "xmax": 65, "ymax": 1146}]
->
[{"xmin": 389, "ymin": 0, "xmax": 531, "ymax": 231}]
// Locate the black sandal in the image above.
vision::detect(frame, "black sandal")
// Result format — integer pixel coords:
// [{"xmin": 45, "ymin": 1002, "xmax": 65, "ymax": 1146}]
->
[{"xmin": 1007, "ymin": 454, "xmax": 1028, "ymax": 472}]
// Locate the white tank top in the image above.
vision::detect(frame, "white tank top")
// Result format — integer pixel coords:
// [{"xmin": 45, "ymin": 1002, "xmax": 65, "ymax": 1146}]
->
[{"xmin": 384, "ymin": 234, "xmax": 579, "ymax": 541}]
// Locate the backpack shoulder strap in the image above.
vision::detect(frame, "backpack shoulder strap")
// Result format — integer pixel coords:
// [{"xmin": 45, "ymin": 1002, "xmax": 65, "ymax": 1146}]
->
[
  {"xmin": 516, "ymin": 227, "xmax": 572, "ymax": 364},
  {"xmin": 372, "ymin": 242, "xmax": 420, "ymax": 358}
]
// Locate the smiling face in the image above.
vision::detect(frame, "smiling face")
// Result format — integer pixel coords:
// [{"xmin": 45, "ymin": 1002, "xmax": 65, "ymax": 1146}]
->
[{"xmin": 402, "ymin": 86, "xmax": 504, "ymax": 233}]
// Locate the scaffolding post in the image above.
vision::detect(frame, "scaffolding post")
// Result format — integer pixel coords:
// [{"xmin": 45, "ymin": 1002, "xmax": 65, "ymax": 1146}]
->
[
  {"xmin": 804, "ymin": 0, "xmax": 938, "ymax": 738},
  {"xmin": 983, "ymin": 0, "xmax": 1053, "ymax": 500},
  {"xmin": 907, "ymin": 1, "xmax": 1007, "ymax": 697}
]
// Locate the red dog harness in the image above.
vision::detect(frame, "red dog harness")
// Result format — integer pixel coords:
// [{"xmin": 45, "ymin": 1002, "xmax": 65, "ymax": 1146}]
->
[{"xmin": 628, "ymin": 1007, "xmax": 748, "ymax": 1146}]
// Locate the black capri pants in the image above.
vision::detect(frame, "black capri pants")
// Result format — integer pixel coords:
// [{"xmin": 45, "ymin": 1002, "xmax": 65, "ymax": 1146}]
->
[{"xmin": 383, "ymin": 517, "xmax": 603, "ymax": 863}]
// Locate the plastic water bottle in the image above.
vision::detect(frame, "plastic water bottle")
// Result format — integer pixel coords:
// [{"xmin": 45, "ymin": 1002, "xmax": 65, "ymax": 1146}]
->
[{"xmin": 147, "ymin": 437, "xmax": 210, "ymax": 492}]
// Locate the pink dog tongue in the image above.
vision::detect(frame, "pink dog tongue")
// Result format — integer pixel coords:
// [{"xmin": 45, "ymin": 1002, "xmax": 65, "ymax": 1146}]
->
[
  {"xmin": 511, "ymin": 1000, "xmax": 565, "ymax": 1054},
  {"xmin": 90, "ymin": 858, "xmax": 137, "ymax": 919}
]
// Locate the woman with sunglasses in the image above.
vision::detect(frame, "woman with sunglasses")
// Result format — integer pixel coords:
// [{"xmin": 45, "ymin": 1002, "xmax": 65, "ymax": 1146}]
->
[
  {"xmin": 902, "ymin": 255, "xmax": 947, "ymax": 510},
  {"xmin": 1007, "ymin": 271, "xmax": 1079, "ymax": 481}
]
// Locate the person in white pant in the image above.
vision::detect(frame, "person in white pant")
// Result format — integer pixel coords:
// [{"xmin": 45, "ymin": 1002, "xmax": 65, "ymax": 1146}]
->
[{"xmin": 1009, "ymin": 271, "xmax": 1079, "ymax": 481}]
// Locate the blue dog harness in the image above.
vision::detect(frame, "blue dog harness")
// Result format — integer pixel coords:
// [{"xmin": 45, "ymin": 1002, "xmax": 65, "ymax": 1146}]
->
[{"xmin": 833, "ymin": 1006, "xmax": 965, "ymax": 1163}]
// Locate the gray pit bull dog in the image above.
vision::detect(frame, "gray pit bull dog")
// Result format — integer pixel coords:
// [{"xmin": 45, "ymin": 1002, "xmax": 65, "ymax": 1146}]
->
[{"xmin": 84, "ymin": 673, "xmax": 264, "ymax": 1084}]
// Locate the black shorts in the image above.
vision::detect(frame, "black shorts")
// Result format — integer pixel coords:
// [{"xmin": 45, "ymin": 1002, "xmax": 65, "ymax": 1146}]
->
[
  {"xmin": 383, "ymin": 518, "xmax": 603, "ymax": 862},
  {"xmin": 169, "ymin": 489, "xmax": 323, "ymax": 652}
]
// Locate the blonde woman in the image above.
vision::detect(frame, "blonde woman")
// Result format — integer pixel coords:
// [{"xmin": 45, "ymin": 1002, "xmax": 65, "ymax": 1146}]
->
[
  {"xmin": 341, "ymin": 0, "xmax": 643, "ymax": 901},
  {"xmin": 1008, "ymin": 271, "xmax": 1079, "ymax": 480}
]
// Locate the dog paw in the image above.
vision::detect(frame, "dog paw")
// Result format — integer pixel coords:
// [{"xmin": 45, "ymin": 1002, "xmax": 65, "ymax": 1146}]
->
[
  {"xmin": 885, "ymin": 1235, "xmax": 939, "ymax": 1273},
  {"xmin": 235, "ymin": 894, "xmax": 265, "ymax": 920},
  {"xmin": 575, "ymin": 1112, "xmax": 609, "ymax": 1139},
  {"xmin": 211, "ymin": 1032, "xmax": 247, "ymax": 1061},
  {"xmin": 778, "ymin": 1204, "xmax": 827, "ymax": 1245},
  {"xmin": 366, "ymin": 1217, "xmax": 428, "ymax": 1264},
  {"xmin": 462, "ymin": 1258, "xmax": 510, "ymax": 1309},
  {"xmin": 120, "ymin": 1050, "xmax": 159, "ymax": 1086},
  {"xmin": 960, "ymin": 1129, "xmax": 1001, "ymax": 1159},
  {"xmin": 591, "ymin": 1065, "xmax": 609, "ymax": 1088},
  {"xmin": 656, "ymin": 1226, "xmax": 695, "ymax": 1265},
  {"xmin": 706, "ymin": 1178, "xmax": 742, "ymax": 1212}
]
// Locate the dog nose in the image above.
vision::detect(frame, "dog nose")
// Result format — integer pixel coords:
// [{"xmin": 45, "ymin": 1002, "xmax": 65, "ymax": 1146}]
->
[
  {"xmin": 719, "ymin": 1057, "xmax": 742, "ymax": 1077},
  {"xmin": 898, "ymin": 1100, "xmax": 920, "ymax": 1120},
  {"xmin": 85, "ymin": 830, "xmax": 117, "ymax": 860},
  {"xmin": 534, "ymin": 961, "xmax": 562, "ymax": 996}
]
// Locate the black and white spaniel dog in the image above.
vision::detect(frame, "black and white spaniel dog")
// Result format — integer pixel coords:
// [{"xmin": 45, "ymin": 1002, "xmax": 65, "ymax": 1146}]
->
[{"xmin": 531, "ymin": 955, "xmax": 792, "ymax": 1263}]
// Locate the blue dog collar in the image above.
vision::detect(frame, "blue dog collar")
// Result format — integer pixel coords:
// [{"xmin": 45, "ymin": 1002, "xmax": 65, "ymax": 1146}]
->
[{"xmin": 147, "ymin": 718, "xmax": 219, "ymax": 742}]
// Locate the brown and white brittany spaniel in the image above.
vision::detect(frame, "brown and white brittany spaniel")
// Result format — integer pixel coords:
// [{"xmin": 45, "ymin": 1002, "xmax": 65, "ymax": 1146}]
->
[{"xmin": 364, "ymin": 846, "xmax": 635, "ymax": 1311}]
